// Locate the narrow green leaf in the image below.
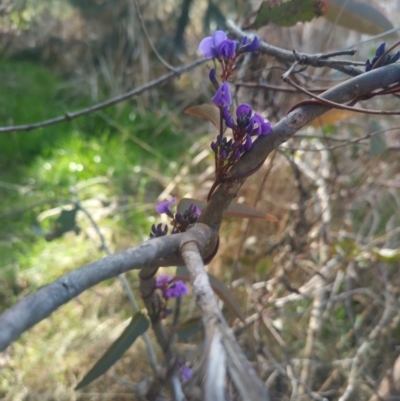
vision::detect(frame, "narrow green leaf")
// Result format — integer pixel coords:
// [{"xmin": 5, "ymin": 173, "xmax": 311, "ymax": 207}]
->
[
  {"xmin": 322, "ymin": 0, "xmax": 394, "ymax": 36},
  {"xmin": 245, "ymin": 0, "xmax": 324, "ymax": 30},
  {"xmin": 175, "ymin": 315, "xmax": 203, "ymax": 341},
  {"xmin": 176, "ymin": 266, "xmax": 245, "ymax": 322},
  {"xmin": 75, "ymin": 312, "xmax": 150, "ymax": 390}
]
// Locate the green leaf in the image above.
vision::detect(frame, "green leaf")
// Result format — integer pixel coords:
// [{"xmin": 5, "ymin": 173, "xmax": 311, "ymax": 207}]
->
[
  {"xmin": 321, "ymin": 0, "xmax": 394, "ymax": 36},
  {"xmin": 75, "ymin": 312, "xmax": 150, "ymax": 390},
  {"xmin": 245, "ymin": 0, "xmax": 324, "ymax": 29},
  {"xmin": 176, "ymin": 266, "xmax": 245, "ymax": 322},
  {"xmin": 176, "ymin": 316, "xmax": 203, "ymax": 341}
]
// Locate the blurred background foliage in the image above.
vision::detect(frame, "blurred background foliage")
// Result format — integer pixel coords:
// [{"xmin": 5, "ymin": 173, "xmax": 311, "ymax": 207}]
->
[{"xmin": 1, "ymin": 0, "xmax": 400, "ymax": 400}]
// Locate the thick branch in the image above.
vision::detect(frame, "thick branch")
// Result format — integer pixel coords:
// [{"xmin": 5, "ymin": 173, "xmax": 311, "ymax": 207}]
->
[
  {"xmin": 181, "ymin": 241, "xmax": 270, "ymax": 401},
  {"xmin": 0, "ymin": 224, "xmax": 216, "ymax": 351}
]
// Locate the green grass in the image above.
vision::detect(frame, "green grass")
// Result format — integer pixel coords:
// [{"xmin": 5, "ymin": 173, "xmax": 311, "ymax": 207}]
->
[
  {"xmin": 0, "ymin": 59, "xmax": 193, "ymax": 300},
  {"xmin": 0, "ymin": 58, "xmax": 202, "ymax": 398}
]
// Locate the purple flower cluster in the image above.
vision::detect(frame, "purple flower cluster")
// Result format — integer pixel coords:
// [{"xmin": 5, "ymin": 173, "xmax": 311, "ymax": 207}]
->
[
  {"xmin": 210, "ymin": 80, "xmax": 271, "ymax": 162},
  {"xmin": 197, "ymin": 30, "xmax": 271, "ymax": 191},
  {"xmin": 156, "ymin": 274, "xmax": 188, "ymax": 299},
  {"xmin": 151, "ymin": 198, "xmax": 201, "ymax": 238},
  {"xmin": 199, "ymin": 31, "xmax": 259, "ymax": 60},
  {"xmin": 365, "ymin": 42, "xmax": 400, "ymax": 72}
]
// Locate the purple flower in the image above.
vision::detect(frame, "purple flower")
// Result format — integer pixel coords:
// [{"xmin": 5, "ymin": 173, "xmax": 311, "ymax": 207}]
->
[
  {"xmin": 212, "ymin": 82, "xmax": 232, "ymax": 108},
  {"xmin": 218, "ymin": 39, "xmax": 236, "ymax": 59},
  {"xmin": 156, "ymin": 274, "xmax": 188, "ymax": 299},
  {"xmin": 155, "ymin": 197, "xmax": 176, "ymax": 217},
  {"xmin": 244, "ymin": 135, "xmax": 252, "ymax": 151},
  {"xmin": 177, "ymin": 359, "xmax": 193, "ymax": 381},
  {"xmin": 236, "ymin": 103, "xmax": 253, "ymax": 132},
  {"xmin": 199, "ymin": 30, "xmax": 228, "ymax": 59},
  {"xmin": 252, "ymin": 114, "xmax": 271, "ymax": 136},
  {"xmin": 239, "ymin": 36, "xmax": 260, "ymax": 53},
  {"xmin": 156, "ymin": 275, "xmax": 189, "ymax": 299},
  {"xmin": 156, "ymin": 274, "xmax": 172, "ymax": 289},
  {"xmin": 165, "ymin": 280, "xmax": 188, "ymax": 298},
  {"xmin": 222, "ymin": 105, "xmax": 235, "ymax": 128},
  {"xmin": 180, "ymin": 366, "xmax": 193, "ymax": 381}
]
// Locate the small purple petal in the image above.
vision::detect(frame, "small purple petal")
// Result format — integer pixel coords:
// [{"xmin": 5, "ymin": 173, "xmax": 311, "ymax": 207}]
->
[
  {"xmin": 244, "ymin": 135, "xmax": 252, "ymax": 151},
  {"xmin": 240, "ymin": 36, "xmax": 248, "ymax": 46},
  {"xmin": 260, "ymin": 121, "xmax": 272, "ymax": 135},
  {"xmin": 239, "ymin": 36, "xmax": 259, "ymax": 53},
  {"xmin": 156, "ymin": 274, "xmax": 172, "ymax": 289},
  {"xmin": 155, "ymin": 197, "xmax": 176, "ymax": 216},
  {"xmin": 211, "ymin": 141, "xmax": 218, "ymax": 152},
  {"xmin": 190, "ymin": 204, "xmax": 202, "ymax": 216},
  {"xmin": 199, "ymin": 36, "xmax": 216, "ymax": 58},
  {"xmin": 165, "ymin": 280, "xmax": 188, "ymax": 298},
  {"xmin": 236, "ymin": 103, "xmax": 252, "ymax": 119},
  {"xmin": 217, "ymin": 39, "xmax": 236, "ymax": 59},
  {"xmin": 212, "ymin": 82, "xmax": 232, "ymax": 108},
  {"xmin": 212, "ymin": 30, "xmax": 228, "ymax": 48},
  {"xmin": 245, "ymin": 119, "xmax": 254, "ymax": 134},
  {"xmin": 220, "ymin": 150, "xmax": 227, "ymax": 160},
  {"xmin": 251, "ymin": 113, "xmax": 271, "ymax": 135},
  {"xmin": 223, "ymin": 105, "xmax": 235, "ymax": 128},
  {"xmin": 245, "ymin": 36, "xmax": 260, "ymax": 52},
  {"xmin": 181, "ymin": 367, "xmax": 193, "ymax": 381},
  {"xmin": 376, "ymin": 42, "xmax": 386, "ymax": 57}
]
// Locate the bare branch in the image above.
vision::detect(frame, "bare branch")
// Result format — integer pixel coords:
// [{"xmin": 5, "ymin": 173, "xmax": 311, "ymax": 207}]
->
[
  {"xmin": 0, "ymin": 58, "xmax": 206, "ymax": 134},
  {"xmin": 180, "ymin": 241, "xmax": 227, "ymax": 401},
  {"xmin": 226, "ymin": 20, "xmax": 363, "ymax": 77},
  {"xmin": 0, "ymin": 224, "xmax": 216, "ymax": 351}
]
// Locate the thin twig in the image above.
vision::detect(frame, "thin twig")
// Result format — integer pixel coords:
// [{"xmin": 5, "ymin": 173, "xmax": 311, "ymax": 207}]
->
[
  {"xmin": 236, "ymin": 81, "xmax": 328, "ymax": 93},
  {"xmin": 133, "ymin": 0, "xmax": 179, "ymax": 72},
  {"xmin": 0, "ymin": 58, "xmax": 206, "ymax": 134},
  {"xmin": 283, "ymin": 76, "xmax": 400, "ymax": 115},
  {"xmin": 226, "ymin": 20, "xmax": 363, "ymax": 77}
]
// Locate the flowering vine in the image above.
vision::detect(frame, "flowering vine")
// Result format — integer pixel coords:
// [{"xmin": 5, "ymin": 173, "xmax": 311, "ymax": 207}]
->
[{"xmin": 199, "ymin": 30, "xmax": 271, "ymax": 200}]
